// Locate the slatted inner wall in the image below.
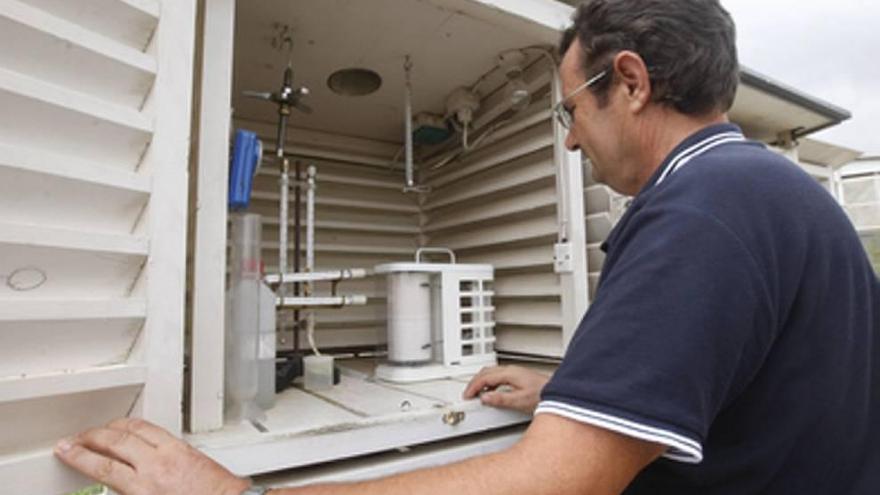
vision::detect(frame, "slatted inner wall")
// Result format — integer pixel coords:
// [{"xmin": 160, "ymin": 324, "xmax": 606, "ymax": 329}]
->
[
  {"xmin": 232, "ymin": 119, "xmax": 420, "ymax": 351},
  {"xmin": 423, "ymin": 112, "xmax": 566, "ymax": 358},
  {"xmin": 582, "ymin": 159, "xmax": 630, "ymax": 298},
  {"xmin": 841, "ymin": 173, "xmax": 880, "ymax": 274},
  {"xmin": 842, "ymin": 174, "xmax": 880, "ymax": 230},
  {"xmin": 0, "ymin": 0, "xmax": 176, "ymax": 489}
]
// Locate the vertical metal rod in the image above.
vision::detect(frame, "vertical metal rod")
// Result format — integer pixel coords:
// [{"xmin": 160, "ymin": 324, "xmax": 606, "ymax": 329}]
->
[
  {"xmin": 305, "ymin": 165, "xmax": 318, "ymax": 355},
  {"xmin": 293, "ymin": 160, "xmax": 302, "ymax": 352},
  {"xmin": 404, "ymin": 56, "xmax": 415, "ymax": 188},
  {"xmin": 306, "ymin": 165, "xmax": 316, "ymax": 272},
  {"xmin": 278, "ymin": 158, "xmax": 289, "ymax": 284},
  {"xmin": 275, "ymin": 68, "xmax": 292, "ymax": 349},
  {"xmin": 277, "ymin": 111, "xmax": 290, "ymax": 349}
]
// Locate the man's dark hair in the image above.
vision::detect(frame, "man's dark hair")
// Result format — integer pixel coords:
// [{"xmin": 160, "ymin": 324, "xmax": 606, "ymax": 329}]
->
[{"xmin": 560, "ymin": 0, "xmax": 739, "ymax": 115}]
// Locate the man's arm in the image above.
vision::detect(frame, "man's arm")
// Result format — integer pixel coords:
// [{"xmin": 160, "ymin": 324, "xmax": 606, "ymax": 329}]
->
[
  {"xmin": 289, "ymin": 414, "xmax": 665, "ymax": 495},
  {"xmin": 56, "ymin": 415, "xmax": 664, "ymax": 495}
]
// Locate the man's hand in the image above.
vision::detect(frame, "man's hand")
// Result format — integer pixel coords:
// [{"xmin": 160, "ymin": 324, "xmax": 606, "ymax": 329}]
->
[
  {"xmin": 54, "ymin": 418, "xmax": 250, "ymax": 495},
  {"xmin": 462, "ymin": 365, "xmax": 551, "ymax": 414}
]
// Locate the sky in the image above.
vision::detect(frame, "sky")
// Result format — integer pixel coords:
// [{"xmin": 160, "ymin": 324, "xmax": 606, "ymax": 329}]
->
[{"xmin": 720, "ymin": 0, "xmax": 880, "ymax": 156}]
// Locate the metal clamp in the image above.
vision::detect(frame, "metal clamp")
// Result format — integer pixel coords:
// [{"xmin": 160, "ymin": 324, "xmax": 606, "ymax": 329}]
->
[
  {"xmin": 442, "ymin": 410, "xmax": 466, "ymax": 426},
  {"xmin": 416, "ymin": 247, "xmax": 456, "ymax": 264}
]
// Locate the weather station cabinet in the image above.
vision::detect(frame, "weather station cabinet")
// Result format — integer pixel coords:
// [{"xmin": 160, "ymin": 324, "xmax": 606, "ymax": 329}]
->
[
  {"xmin": 185, "ymin": 0, "xmax": 589, "ymax": 484},
  {"xmin": 0, "ymin": 0, "xmax": 854, "ymax": 493}
]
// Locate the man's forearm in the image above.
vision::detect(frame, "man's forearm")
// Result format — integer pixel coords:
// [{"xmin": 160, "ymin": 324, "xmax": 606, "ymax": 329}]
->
[
  {"xmin": 276, "ymin": 446, "xmax": 543, "ymax": 495},
  {"xmin": 269, "ymin": 414, "xmax": 663, "ymax": 495}
]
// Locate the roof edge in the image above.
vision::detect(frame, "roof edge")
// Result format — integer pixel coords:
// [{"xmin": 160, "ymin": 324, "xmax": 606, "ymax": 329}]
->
[{"xmin": 739, "ymin": 67, "xmax": 852, "ymax": 129}]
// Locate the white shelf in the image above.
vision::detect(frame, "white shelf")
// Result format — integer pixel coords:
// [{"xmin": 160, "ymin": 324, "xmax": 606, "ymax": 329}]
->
[
  {"xmin": 0, "ymin": 364, "xmax": 146, "ymax": 403},
  {"xmin": 0, "ymin": 298, "xmax": 146, "ymax": 322},
  {"xmin": 0, "ymin": 142, "xmax": 150, "ymax": 193},
  {"xmin": 188, "ymin": 366, "xmax": 529, "ymax": 477},
  {"xmin": 0, "ymin": 222, "xmax": 148, "ymax": 255}
]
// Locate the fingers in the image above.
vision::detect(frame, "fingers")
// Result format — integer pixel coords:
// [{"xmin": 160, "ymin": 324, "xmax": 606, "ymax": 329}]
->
[
  {"xmin": 480, "ymin": 390, "xmax": 532, "ymax": 414},
  {"xmin": 75, "ymin": 426, "xmax": 156, "ymax": 468},
  {"xmin": 55, "ymin": 439, "xmax": 139, "ymax": 493},
  {"xmin": 463, "ymin": 366, "xmax": 514, "ymax": 399},
  {"xmin": 108, "ymin": 418, "xmax": 178, "ymax": 448}
]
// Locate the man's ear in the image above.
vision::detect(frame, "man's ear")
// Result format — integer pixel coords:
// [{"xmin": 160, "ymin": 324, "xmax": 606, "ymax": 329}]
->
[{"xmin": 613, "ymin": 50, "xmax": 652, "ymax": 113}]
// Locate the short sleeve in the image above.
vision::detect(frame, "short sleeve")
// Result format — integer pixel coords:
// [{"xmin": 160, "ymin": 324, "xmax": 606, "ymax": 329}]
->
[{"xmin": 537, "ymin": 203, "xmax": 775, "ymax": 464}]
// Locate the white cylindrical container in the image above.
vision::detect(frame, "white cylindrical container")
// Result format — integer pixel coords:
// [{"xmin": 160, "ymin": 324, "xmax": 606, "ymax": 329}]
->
[
  {"xmin": 225, "ymin": 213, "xmax": 264, "ymax": 422},
  {"xmin": 256, "ymin": 282, "xmax": 276, "ymax": 410},
  {"xmin": 386, "ymin": 272, "xmax": 433, "ymax": 364}
]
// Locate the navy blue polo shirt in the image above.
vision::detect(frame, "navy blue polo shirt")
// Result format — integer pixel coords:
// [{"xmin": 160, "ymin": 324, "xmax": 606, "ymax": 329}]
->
[{"xmin": 538, "ymin": 123, "xmax": 880, "ymax": 494}]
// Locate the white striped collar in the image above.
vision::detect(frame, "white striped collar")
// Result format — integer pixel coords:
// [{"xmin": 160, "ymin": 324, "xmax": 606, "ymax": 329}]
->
[{"xmin": 653, "ymin": 125, "xmax": 746, "ymax": 187}]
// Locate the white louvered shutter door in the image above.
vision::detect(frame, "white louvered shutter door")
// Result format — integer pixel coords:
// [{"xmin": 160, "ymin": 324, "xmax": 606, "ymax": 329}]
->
[{"xmin": 0, "ymin": 0, "xmax": 196, "ymax": 492}]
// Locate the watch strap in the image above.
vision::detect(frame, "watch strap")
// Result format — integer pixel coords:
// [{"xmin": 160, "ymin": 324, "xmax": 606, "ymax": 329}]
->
[{"xmin": 241, "ymin": 486, "xmax": 270, "ymax": 495}]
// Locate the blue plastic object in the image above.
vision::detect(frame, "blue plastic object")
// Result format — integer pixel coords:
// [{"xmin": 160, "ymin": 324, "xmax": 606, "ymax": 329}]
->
[{"xmin": 228, "ymin": 129, "xmax": 262, "ymax": 210}]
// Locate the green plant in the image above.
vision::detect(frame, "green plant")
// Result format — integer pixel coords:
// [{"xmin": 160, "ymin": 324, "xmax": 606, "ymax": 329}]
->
[{"xmin": 67, "ymin": 485, "xmax": 105, "ymax": 495}]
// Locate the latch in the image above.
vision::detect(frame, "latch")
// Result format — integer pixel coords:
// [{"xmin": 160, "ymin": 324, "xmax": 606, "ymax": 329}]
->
[{"xmin": 442, "ymin": 410, "xmax": 466, "ymax": 426}]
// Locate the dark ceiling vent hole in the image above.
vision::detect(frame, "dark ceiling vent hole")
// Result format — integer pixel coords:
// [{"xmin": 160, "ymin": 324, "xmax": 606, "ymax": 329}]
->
[{"xmin": 328, "ymin": 68, "xmax": 382, "ymax": 96}]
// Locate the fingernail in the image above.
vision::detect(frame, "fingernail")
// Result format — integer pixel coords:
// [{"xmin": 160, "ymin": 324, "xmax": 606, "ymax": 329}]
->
[{"xmin": 55, "ymin": 438, "xmax": 73, "ymax": 453}]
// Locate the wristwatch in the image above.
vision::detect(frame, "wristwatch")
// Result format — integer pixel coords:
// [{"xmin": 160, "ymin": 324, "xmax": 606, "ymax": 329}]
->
[{"xmin": 242, "ymin": 486, "xmax": 271, "ymax": 495}]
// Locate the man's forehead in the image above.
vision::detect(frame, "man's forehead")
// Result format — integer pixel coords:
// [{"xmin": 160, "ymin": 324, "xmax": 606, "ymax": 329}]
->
[{"xmin": 559, "ymin": 40, "xmax": 585, "ymax": 85}]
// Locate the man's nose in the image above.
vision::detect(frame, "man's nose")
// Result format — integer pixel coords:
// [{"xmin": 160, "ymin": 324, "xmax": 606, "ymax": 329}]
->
[{"xmin": 564, "ymin": 130, "xmax": 580, "ymax": 152}]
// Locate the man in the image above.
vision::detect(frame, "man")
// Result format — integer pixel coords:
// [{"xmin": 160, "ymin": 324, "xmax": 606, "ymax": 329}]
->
[{"xmin": 56, "ymin": 1, "xmax": 879, "ymax": 493}]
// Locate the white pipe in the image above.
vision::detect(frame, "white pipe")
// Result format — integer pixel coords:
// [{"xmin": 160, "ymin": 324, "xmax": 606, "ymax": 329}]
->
[
  {"xmin": 279, "ymin": 158, "xmax": 289, "ymax": 295},
  {"xmin": 277, "ymin": 295, "xmax": 368, "ymax": 308},
  {"xmin": 306, "ymin": 165, "xmax": 316, "ymax": 272},
  {"xmin": 305, "ymin": 165, "xmax": 318, "ymax": 355},
  {"xmin": 264, "ymin": 269, "xmax": 367, "ymax": 285}
]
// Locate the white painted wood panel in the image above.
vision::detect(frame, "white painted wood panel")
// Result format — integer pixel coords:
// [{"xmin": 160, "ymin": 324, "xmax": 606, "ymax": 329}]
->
[
  {"xmin": 0, "ymin": 0, "xmax": 195, "ymax": 491},
  {"xmin": 0, "ymin": 318, "xmax": 144, "ymax": 376},
  {"xmin": 0, "ymin": 142, "xmax": 151, "ymax": 193},
  {"xmin": 0, "ymin": 0, "xmax": 156, "ymax": 107},
  {"xmin": 0, "ymin": 168, "xmax": 147, "ymax": 233},
  {"xmin": 0, "ymin": 67, "xmax": 152, "ymax": 167},
  {"xmin": 18, "ymin": 0, "xmax": 159, "ymax": 50},
  {"xmin": 0, "ymin": 385, "xmax": 142, "ymax": 457}
]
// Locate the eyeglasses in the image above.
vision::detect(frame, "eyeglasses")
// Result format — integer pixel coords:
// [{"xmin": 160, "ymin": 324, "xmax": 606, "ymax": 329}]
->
[{"xmin": 553, "ymin": 69, "xmax": 609, "ymax": 130}]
